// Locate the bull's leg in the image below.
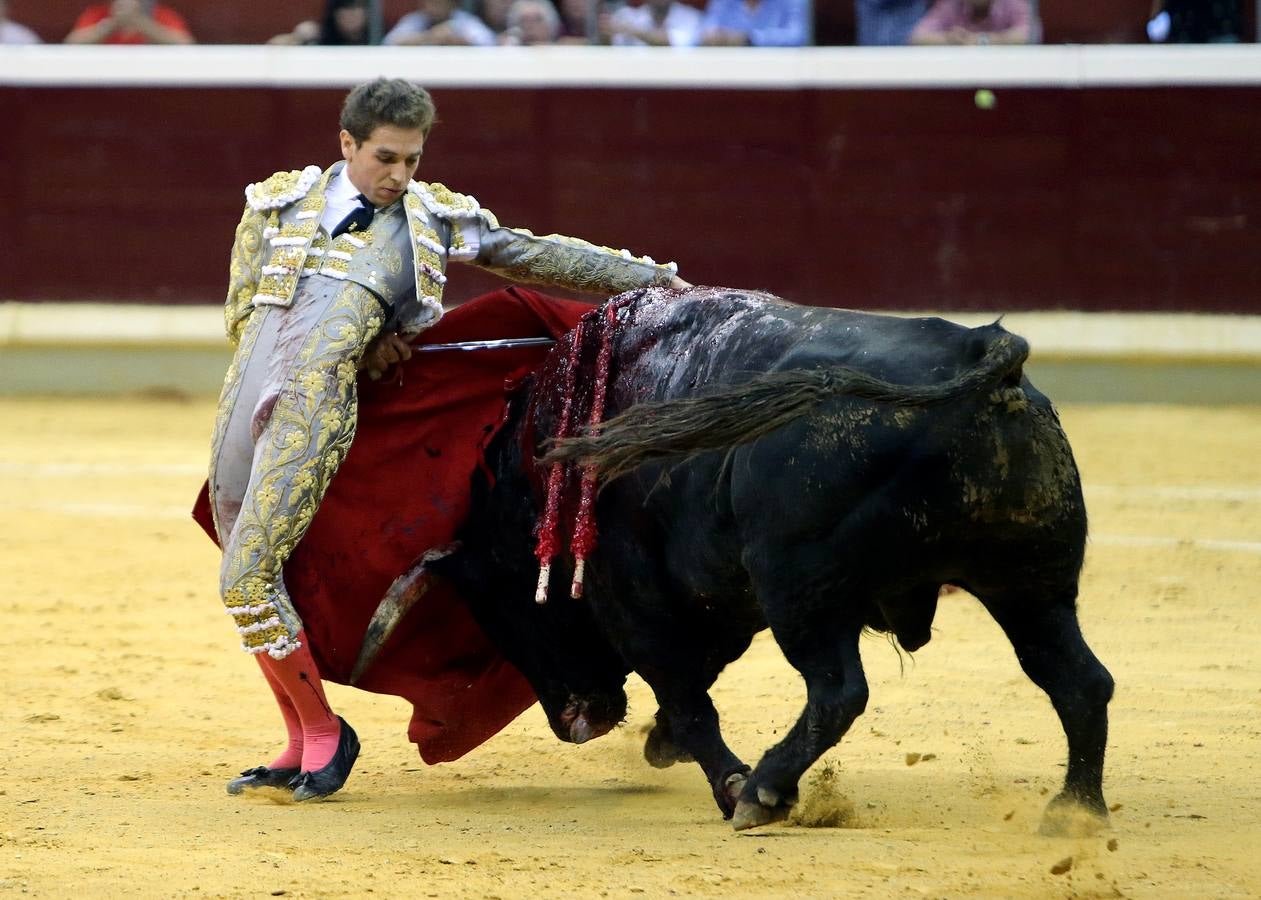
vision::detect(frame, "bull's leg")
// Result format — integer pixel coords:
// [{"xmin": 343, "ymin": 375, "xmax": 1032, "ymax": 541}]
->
[
  {"xmin": 732, "ymin": 621, "xmax": 869, "ymax": 831},
  {"xmin": 980, "ymin": 592, "xmax": 1114, "ymax": 836},
  {"xmin": 589, "ymin": 525, "xmax": 755, "ymax": 817},
  {"xmin": 643, "ymin": 708, "xmax": 694, "ymax": 768},
  {"xmin": 644, "ymin": 624, "xmax": 753, "ymax": 770},
  {"xmin": 636, "ymin": 663, "xmax": 751, "ymax": 818}
]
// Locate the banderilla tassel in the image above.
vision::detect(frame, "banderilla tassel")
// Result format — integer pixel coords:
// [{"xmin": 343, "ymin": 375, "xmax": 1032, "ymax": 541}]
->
[
  {"xmin": 569, "ymin": 301, "xmax": 621, "ymax": 598},
  {"xmin": 535, "ymin": 562, "xmax": 552, "ymax": 604},
  {"xmin": 534, "ymin": 320, "xmax": 586, "ymax": 603}
]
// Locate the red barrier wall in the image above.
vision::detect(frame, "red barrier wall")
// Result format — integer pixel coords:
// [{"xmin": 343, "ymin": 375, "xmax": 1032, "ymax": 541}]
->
[{"xmin": 1, "ymin": 84, "xmax": 1257, "ymax": 312}]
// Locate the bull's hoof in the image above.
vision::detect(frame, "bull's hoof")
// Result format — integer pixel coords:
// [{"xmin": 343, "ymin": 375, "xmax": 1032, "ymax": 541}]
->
[
  {"xmin": 643, "ymin": 724, "xmax": 694, "ymax": 769},
  {"xmin": 732, "ymin": 796, "xmax": 790, "ymax": 831},
  {"xmin": 1038, "ymin": 793, "xmax": 1109, "ymax": 837},
  {"xmin": 731, "ymin": 784, "xmax": 797, "ymax": 831},
  {"xmin": 712, "ymin": 765, "xmax": 751, "ymax": 819}
]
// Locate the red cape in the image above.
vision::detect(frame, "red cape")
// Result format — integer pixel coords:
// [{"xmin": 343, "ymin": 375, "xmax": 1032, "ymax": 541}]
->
[{"xmin": 192, "ymin": 287, "xmax": 593, "ymax": 763}]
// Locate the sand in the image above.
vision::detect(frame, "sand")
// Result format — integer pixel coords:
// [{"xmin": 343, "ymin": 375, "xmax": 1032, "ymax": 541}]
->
[{"xmin": 2, "ymin": 397, "xmax": 1259, "ymax": 898}]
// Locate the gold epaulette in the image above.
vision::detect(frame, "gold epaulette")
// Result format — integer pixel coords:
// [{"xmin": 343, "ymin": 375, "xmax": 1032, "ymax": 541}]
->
[
  {"xmin": 410, "ymin": 180, "xmax": 484, "ymax": 220},
  {"xmin": 245, "ymin": 165, "xmax": 323, "ymax": 212}
]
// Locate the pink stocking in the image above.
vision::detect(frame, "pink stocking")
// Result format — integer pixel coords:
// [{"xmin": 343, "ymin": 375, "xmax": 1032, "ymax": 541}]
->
[
  {"xmin": 255, "ymin": 655, "xmax": 304, "ymax": 770},
  {"xmin": 257, "ymin": 631, "xmax": 343, "ymax": 772}
]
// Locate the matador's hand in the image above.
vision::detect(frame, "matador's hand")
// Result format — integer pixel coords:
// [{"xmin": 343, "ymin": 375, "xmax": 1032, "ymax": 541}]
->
[{"xmin": 360, "ymin": 331, "xmax": 413, "ymax": 381}]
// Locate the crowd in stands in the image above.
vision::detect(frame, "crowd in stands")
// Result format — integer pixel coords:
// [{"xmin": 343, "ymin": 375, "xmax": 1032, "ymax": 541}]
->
[{"xmin": 0, "ymin": 0, "xmax": 1247, "ymax": 46}]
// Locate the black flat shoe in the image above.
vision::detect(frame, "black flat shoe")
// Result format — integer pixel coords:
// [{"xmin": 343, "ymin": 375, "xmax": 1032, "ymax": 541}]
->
[
  {"xmin": 290, "ymin": 718, "xmax": 360, "ymax": 802},
  {"xmin": 226, "ymin": 765, "xmax": 301, "ymax": 795}
]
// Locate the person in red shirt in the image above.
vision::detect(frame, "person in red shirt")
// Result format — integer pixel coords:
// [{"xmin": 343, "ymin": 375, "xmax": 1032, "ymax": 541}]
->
[
  {"xmin": 65, "ymin": 0, "xmax": 194, "ymax": 44},
  {"xmin": 909, "ymin": 0, "xmax": 1036, "ymax": 44}
]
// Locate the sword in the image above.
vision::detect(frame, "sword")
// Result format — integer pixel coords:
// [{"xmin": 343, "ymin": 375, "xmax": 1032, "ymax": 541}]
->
[
  {"xmin": 365, "ymin": 335, "xmax": 557, "ymax": 379},
  {"xmin": 416, "ymin": 337, "xmax": 557, "ymax": 353}
]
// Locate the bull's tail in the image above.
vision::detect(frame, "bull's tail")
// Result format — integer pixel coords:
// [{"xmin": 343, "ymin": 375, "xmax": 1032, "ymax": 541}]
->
[{"xmin": 543, "ymin": 330, "xmax": 1029, "ymax": 482}]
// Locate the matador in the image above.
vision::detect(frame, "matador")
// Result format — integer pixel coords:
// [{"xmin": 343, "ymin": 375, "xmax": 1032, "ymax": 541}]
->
[{"xmin": 208, "ymin": 78, "xmax": 685, "ymax": 802}]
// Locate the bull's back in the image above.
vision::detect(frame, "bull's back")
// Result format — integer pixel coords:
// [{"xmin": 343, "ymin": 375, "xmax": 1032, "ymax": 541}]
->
[
  {"xmin": 609, "ymin": 289, "xmax": 1006, "ymax": 409},
  {"xmin": 596, "ymin": 292, "xmax": 1073, "ymax": 585},
  {"xmin": 703, "ymin": 314, "xmax": 1086, "ymax": 595}
]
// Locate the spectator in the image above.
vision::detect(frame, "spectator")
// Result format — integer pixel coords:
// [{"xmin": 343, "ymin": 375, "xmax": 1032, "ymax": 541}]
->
[
  {"xmin": 503, "ymin": 0, "xmax": 562, "ymax": 43},
  {"xmin": 65, "ymin": 0, "xmax": 194, "ymax": 44},
  {"xmin": 383, "ymin": 0, "xmax": 497, "ymax": 45},
  {"xmin": 854, "ymin": 0, "xmax": 928, "ymax": 45},
  {"xmin": 556, "ymin": 0, "xmax": 595, "ymax": 42},
  {"xmin": 601, "ymin": 0, "xmax": 704, "ymax": 45},
  {"xmin": 698, "ymin": 0, "xmax": 810, "ymax": 46},
  {"xmin": 269, "ymin": 0, "xmax": 371, "ymax": 46},
  {"xmin": 1148, "ymin": 0, "xmax": 1240, "ymax": 43},
  {"xmin": 476, "ymin": 0, "xmax": 515, "ymax": 36},
  {"xmin": 909, "ymin": 0, "xmax": 1036, "ymax": 44},
  {"xmin": 0, "ymin": 1, "xmax": 41, "ymax": 44}
]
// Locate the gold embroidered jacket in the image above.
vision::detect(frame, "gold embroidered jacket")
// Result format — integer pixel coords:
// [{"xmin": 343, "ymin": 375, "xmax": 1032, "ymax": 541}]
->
[{"xmin": 224, "ymin": 164, "xmax": 679, "ymax": 344}]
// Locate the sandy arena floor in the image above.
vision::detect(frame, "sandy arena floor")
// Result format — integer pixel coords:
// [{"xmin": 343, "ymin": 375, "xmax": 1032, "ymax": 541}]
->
[{"xmin": 1, "ymin": 397, "xmax": 1259, "ymax": 899}]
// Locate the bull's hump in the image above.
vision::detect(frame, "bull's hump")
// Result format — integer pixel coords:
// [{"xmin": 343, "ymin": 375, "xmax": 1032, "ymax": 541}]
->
[
  {"xmin": 631, "ymin": 287, "xmax": 786, "ymax": 325},
  {"xmin": 625, "ymin": 289, "xmax": 804, "ymax": 349},
  {"xmin": 619, "ymin": 289, "xmax": 806, "ymax": 395}
]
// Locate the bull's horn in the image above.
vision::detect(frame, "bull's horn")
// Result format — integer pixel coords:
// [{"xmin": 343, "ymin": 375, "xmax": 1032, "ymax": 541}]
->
[{"xmin": 349, "ymin": 543, "xmax": 459, "ymax": 685}]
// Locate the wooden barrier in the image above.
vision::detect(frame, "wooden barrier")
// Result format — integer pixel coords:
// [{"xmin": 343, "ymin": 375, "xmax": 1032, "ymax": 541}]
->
[{"xmin": 1, "ymin": 46, "xmax": 1258, "ymax": 313}]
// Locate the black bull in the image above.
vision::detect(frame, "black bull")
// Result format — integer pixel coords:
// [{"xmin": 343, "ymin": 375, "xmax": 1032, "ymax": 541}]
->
[{"xmin": 424, "ymin": 286, "xmax": 1114, "ymax": 833}]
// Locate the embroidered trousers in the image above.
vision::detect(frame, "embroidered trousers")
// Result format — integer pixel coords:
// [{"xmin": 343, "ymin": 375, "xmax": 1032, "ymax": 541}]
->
[{"xmin": 208, "ymin": 277, "xmax": 385, "ymax": 658}]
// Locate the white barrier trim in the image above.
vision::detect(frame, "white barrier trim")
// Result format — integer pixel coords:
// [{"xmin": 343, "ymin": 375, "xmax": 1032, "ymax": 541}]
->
[
  {"xmin": 2, "ymin": 301, "xmax": 1259, "ymax": 361},
  {"xmin": 890, "ymin": 310, "xmax": 1261, "ymax": 361},
  {"xmin": 0, "ymin": 302, "xmax": 225, "ymax": 347},
  {"xmin": 3, "ymin": 45, "xmax": 1261, "ymax": 89}
]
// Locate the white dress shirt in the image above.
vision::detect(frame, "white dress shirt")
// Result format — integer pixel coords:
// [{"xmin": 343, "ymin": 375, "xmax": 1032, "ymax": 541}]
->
[{"xmin": 319, "ymin": 164, "xmax": 365, "ymax": 236}]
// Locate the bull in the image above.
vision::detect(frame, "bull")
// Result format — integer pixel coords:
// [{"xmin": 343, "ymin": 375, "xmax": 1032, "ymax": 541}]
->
[{"xmin": 394, "ymin": 286, "xmax": 1113, "ymax": 833}]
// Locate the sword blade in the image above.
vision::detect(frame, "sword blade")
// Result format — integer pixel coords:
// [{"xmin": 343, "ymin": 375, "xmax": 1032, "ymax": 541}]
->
[{"xmin": 416, "ymin": 337, "xmax": 557, "ymax": 353}]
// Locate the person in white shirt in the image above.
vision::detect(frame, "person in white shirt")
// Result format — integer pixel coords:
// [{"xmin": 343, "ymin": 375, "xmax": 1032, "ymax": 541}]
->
[
  {"xmin": 502, "ymin": 0, "xmax": 562, "ymax": 43},
  {"xmin": 212, "ymin": 78, "xmax": 686, "ymax": 804},
  {"xmin": 600, "ymin": 0, "xmax": 702, "ymax": 46},
  {"xmin": 383, "ymin": 0, "xmax": 497, "ymax": 45},
  {"xmin": 0, "ymin": 0, "xmax": 41, "ymax": 43}
]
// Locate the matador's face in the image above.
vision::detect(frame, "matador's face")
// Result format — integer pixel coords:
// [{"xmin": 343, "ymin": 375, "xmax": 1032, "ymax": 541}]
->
[{"xmin": 339, "ymin": 124, "xmax": 426, "ymax": 208}]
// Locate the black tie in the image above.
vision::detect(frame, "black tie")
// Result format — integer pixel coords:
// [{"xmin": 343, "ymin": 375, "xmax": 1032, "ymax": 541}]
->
[{"xmin": 331, "ymin": 194, "xmax": 374, "ymax": 238}]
